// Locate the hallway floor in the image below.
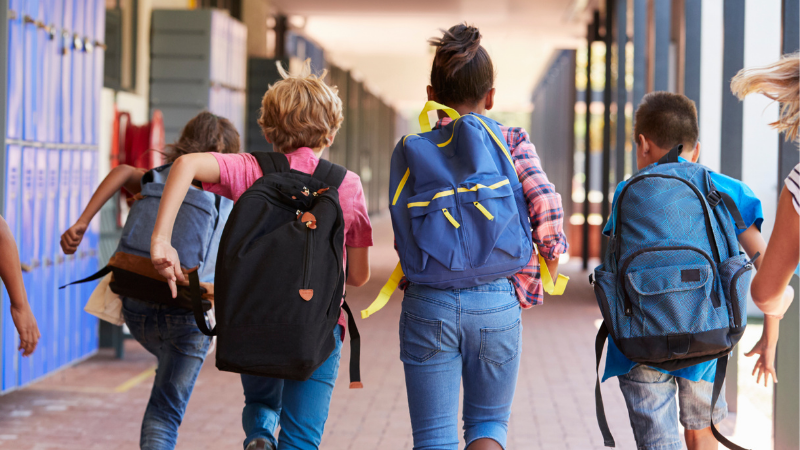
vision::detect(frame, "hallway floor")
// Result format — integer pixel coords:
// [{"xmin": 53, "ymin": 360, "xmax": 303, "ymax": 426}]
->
[{"xmin": 0, "ymin": 215, "xmax": 768, "ymax": 449}]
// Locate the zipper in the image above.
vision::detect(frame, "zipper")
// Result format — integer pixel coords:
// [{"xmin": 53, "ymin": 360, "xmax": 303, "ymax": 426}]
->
[
  {"xmin": 619, "ymin": 245, "xmax": 717, "ymax": 317},
  {"xmin": 729, "ymin": 262, "xmax": 754, "ymax": 327},
  {"xmin": 613, "ymin": 174, "xmax": 722, "ymax": 265},
  {"xmin": 303, "ymin": 226, "xmax": 314, "ymax": 290},
  {"xmin": 473, "ymin": 201, "xmax": 494, "ymax": 220},
  {"xmin": 453, "ymin": 192, "xmax": 471, "ymax": 265}
]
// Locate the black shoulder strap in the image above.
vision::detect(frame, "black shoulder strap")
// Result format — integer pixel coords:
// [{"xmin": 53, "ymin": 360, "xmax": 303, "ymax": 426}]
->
[
  {"xmin": 190, "ymin": 270, "xmax": 215, "ymax": 336},
  {"xmin": 312, "ymin": 158, "xmax": 348, "ymax": 188},
  {"xmin": 341, "ymin": 300, "xmax": 363, "ymax": 389},
  {"xmin": 252, "ymin": 151, "xmax": 290, "ymax": 175},
  {"xmin": 594, "ymin": 322, "xmax": 616, "ymax": 447},
  {"xmin": 710, "ymin": 356, "xmax": 750, "ymax": 450},
  {"xmin": 658, "ymin": 144, "xmax": 684, "ymax": 165},
  {"xmin": 59, "ymin": 266, "xmax": 112, "ymax": 289}
]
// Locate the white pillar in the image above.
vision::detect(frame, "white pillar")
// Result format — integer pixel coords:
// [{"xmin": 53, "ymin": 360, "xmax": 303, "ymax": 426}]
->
[{"xmin": 698, "ymin": 0, "xmax": 723, "ymax": 172}]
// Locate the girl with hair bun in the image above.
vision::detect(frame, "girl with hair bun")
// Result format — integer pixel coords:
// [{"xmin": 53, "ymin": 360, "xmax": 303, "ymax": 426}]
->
[{"xmin": 397, "ymin": 24, "xmax": 568, "ymax": 450}]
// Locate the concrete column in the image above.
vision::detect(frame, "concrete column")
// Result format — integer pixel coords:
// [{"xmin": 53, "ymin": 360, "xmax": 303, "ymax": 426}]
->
[{"xmin": 241, "ymin": 0, "xmax": 271, "ymax": 58}]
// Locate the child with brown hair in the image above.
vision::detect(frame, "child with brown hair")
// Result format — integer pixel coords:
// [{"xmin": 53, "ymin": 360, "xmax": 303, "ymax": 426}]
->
[
  {"xmin": 149, "ymin": 60, "xmax": 372, "ymax": 450},
  {"xmin": 61, "ymin": 111, "xmax": 240, "ymax": 450}
]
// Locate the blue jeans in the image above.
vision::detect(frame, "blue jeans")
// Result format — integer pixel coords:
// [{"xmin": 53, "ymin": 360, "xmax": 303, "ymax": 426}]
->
[
  {"xmin": 121, "ymin": 297, "xmax": 211, "ymax": 450},
  {"xmin": 618, "ymin": 365, "xmax": 728, "ymax": 450},
  {"xmin": 401, "ymin": 278, "xmax": 522, "ymax": 450},
  {"xmin": 241, "ymin": 325, "xmax": 343, "ymax": 450}
]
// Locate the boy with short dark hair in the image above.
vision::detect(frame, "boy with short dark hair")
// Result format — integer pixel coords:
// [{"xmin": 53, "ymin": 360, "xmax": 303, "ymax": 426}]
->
[{"xmin": 601, "ymin": 91, "xmax": 783, "ymax": 450}]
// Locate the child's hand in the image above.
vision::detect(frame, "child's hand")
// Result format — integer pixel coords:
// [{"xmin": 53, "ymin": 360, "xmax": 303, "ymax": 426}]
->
[
  {"xmin": 151, "ymin": 236, "xmax": 185, "ymax": 299},
  {"xmin": 10, "ymin": 303, "xmax": 40, "ymax": 357},
  {"xmin": 60, "ymin": 222, "xmax": 87, "ymax": 255},
  {"xmin": 744, "ymin": 333, "xmax": 778, "ymax": 386}
]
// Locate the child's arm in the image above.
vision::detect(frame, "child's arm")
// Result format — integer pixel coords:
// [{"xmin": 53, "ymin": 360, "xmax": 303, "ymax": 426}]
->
[
  {"xmin": 346, "ymin": 246, "xmax": 370, "ymax": 287},
  {"xmin": 60, "ymin": 164, "xmax": 146, "ymax": 254},
  {"xmin": 750, "ymin": 186, "xmax": 798, "ymax": 315},
  {"xmin": 0, "ymin": 217, "xmax": 40, "ymax": 356},
  {"xmin": 737, "ymin": 223, "xmax": 795, "ymax": 311},
  {"xmin": 744, "ymin": 315, "xmax": 781, "ymax": 386},
  {"xmin": 151, "ymin": 153, "xmax": 221, "ymax": 298}
]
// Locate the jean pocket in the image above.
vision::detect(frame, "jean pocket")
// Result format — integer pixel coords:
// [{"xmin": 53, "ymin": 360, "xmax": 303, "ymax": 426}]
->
[
  {"xmin": 166, "ymin": 314, "xmax": 210, "ymax": 357},
  {"xmin": 401, "ymin": 312, "xmax": 442, "ymax": 363},
  {"xmin": 122, "ymin": 306, "xmax": 148, "ymax": 344},
  {"xmin": 480, "ymin": 319, "xmax": 521, "ymax": 366}
]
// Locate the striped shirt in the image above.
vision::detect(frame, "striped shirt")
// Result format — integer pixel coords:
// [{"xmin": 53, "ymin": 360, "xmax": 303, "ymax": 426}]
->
[
  {"xmin": 397, "ymin": 117, "xmax": 569, "ymax": 308},
  {"xmin": 786, "ymin": 163, "xmax": 800, "ymax": 215}
]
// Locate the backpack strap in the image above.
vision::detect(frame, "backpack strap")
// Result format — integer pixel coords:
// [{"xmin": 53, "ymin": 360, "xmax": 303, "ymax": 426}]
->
[
  {"xmin": 594, "ymin": 322, "xmax": 616, "ymax": 448},
  {"xmin": 658, "ymin": 144, "xmax": 684, "ymax": 165},
  {"xmin": 59, "ymin": 266, "xmax": 112, "ymax": 289},
  {"xmin": 340, "ymin": 300, "xmax": 363, "ymax": 389},
  {"xmin": 707, "ymin": 189, "xmax": 747, "ymax": 230},
  {"xmin": 710, "ymin": 356, "xmax": 750, "ymax": 450},
  {"xmin": 190, "ymin": 270, "xmax": 215, "ymax": 336},
  {"xmin": 312, "ymin": 158, "xmax": 348, "ymax": 188},
  {"xmin": 252, "ymin": 151, "xmax": 290, "ymax": 175}
]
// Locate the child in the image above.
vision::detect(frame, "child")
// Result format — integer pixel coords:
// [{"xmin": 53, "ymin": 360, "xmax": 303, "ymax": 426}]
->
[
  {"xmin": 61, "ymin": 111, "xmax": 240, "ymax": 450},
  {"xmin": 148, "ymin": 60, "xmax": 373, "ymax": 450},
  {"xmin": 397, "ymin": 24, "xmax": 567, "ymax": 450},
  {"xmin": 0, "ymin": 215, "xmax": 40, "ymax": 357},
  {"xmin": 601, "ymin": 91, "xmax": 789, "ymax": 450}
]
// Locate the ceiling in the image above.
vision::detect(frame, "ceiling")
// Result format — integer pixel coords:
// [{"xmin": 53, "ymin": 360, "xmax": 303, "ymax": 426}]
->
[{"xmin": 271, "ymin": 0, "xmax": 590, "ymax": 113}]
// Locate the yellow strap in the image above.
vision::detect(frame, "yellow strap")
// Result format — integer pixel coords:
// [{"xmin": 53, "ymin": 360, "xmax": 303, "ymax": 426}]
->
[
  {"xmin": 442, "ymin": 208, "xmax": 460, "ymax": 228},
  {"xmin": 537, "ymin": 246, "xmax": 569, "ymax": 295},
  {"xmin": 473, "ymin": 202, "xmax": 494, "ymax": 220},
  {"xmin": 457, "ymin": 179, "xmax": 510, "ymax": 193},
  {"xmin": 419, "ymin": 101, "xmax": 461, "ymax": 132},
  {"xmin": 361, "ymin": 262, "xmax": 405, "ymax": 319},
  {"xmin": 474, "ymin": 116, "xmax": 515, "ymax": 168},
  {"xmin": 392, "ymin": 168, "xmax": 410, "ymax": 206}
]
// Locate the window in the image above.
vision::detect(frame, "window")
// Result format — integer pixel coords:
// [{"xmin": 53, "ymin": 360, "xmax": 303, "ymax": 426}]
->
[{"xmin": 104, "ymin": 0, "xmax": 138, "ymax": 91}]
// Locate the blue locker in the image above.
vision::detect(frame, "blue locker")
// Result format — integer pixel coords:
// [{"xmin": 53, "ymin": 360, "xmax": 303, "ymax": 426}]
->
[
  {"xmin": 6, "ymin": 0, "xmax": 24, "ymax": 139},
  {"xmin": 68, "ymin": 151, "xmax": 82, "ymax": 361},
  {"xmin": 44, "ymin": 0, "xmax": 64, "ymax": 144},
  {"xmin": 22, "ymin": 0, "xmax": 42, "ymax": 141},
  {"xmin": 19, "ymin": 148, "xmax": 36, "ymax": 386},
  {"xmin": 60, "ymin": 1, "xmax": 73, "ymax": 144},
  {"xmin": 34, "ymin": 0, "xmax": 48, "ymax": 144},
  {"xmin": 84, "ymin": 150, "xmax": 99, "ymax": 353},
  {"xmin": 2, "ymin": 146, "xmax": 22, "ymax": 392},
  {"xmin": 70, "ymin": 0, "xmax": 84, "ymax": 145},
  {"xmin": 79, "ymin": 150, "xmax": 96, "ymax": 358},
  {"xmin": 44, "ymin": 150, "xmax": 61, "ymax": 373},
  {"xmin": 92, "ymin": 0, "xmax": 105, "ymax": 145},
  {"xmin": 82, "ymin": 3, "xmax": 94, "ymax": 146},
  {"xmin": 32, "ymin": 150, "xmax": 48, "ymax": 379},
  {"xmin": 56, "ymin": 150, "xmax": 71, "ymax": 368}
]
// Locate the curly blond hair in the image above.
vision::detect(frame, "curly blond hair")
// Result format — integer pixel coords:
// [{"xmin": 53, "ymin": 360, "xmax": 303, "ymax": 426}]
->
[
  {"xmin": 258, "ymin": 59, "xmax": 343, "ymax": 153},
  {"xmin": 731, "ymin": 52, "xmax": 799, "ymax": 141}
]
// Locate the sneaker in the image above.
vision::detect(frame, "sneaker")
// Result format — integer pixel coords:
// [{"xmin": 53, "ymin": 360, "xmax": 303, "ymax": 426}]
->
[{"xmin": 245, "ymin": 438, "xmax": 274, "ymax": 450}]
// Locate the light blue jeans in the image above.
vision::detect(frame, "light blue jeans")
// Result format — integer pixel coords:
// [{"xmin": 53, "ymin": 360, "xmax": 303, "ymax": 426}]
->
[
  {"xmin": 401, "ymin": 278, "xmax": 522, "ymax": 450},
  {"xmin": 618, "ymin": 365, "xmax": 728, "ymax": 450},
  {"xmin": 240, "ymin": 325, "xmax": 343, "ymax": 450},
  {"xmin": 122, "ymin": 297, "xmax": 211, "ymax": 450}
]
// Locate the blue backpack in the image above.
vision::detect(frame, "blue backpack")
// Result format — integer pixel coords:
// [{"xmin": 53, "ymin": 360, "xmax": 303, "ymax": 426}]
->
[
  {"xmin": 592, "ymin": 147, "xmax": 754, "ymax": 450},
  {"xmin": 64, "ymin": 163, "xmax": 233, "ymax": 312}
]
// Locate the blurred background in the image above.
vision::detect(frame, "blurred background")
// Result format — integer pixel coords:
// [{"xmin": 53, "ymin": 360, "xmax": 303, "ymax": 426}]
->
[{"xmin": 0, "ymin": 0, "xmax": 797, "ymax": 448}]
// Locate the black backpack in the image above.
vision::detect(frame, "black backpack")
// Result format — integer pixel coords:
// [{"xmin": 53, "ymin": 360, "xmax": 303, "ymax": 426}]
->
[{"xmin": 192, "ymin": 152, "xmax": 362, "ymax": 387}]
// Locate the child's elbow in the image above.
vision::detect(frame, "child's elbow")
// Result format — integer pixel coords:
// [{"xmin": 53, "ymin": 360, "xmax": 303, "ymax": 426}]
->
[{"xmin": 348, "ymin": 270, "xmax": 370, "ymax": 287}]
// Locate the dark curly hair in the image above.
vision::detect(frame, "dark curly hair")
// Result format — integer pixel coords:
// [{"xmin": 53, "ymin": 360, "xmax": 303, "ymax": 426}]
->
[
  {"xmin": 164, "ymin": 111, "xmax": 240, "ymax": 163},
  {"xmin": 429, "ymin": 23, "xmax": 495, "ymax": 107}
]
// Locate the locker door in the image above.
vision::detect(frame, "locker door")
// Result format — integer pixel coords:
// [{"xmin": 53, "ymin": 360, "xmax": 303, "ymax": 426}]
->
[
  {"xmin": 19, "ymin": 148, "xmax": 36, "ymax": 386},
  {"xmin": 68, "ymin": 151, "xmax": 83, "ymax": 361},
  {"xmin": 79, "ymin": 151, "xmax": 97, "ymax": 358},
  {"xmin": 44, "ymin": 0, "xmax": 64, "ymax": 144},
  {"xmin": 6, "ymin": 0, "xmax": 24, "ymax": 139},
  {"xmin": 60, "ymin": 0, "xmax": 73, "ymax": 144},
  {"xmin": 44, "ymin": 150, "xmax": 61, "ymax": 374},
  {"xmin": 82, "ymin": 2, "xmax": 93, "ymax": 145},
  {"xmin": 92, "ymin": 0, "xmax": 105, "ymax": 145},
  {"xmin": 70, "ymin": 0, "xmax": 85, "ymax": 144},
  {"xmin": 32, "ymin": 149, "xmax": 48, "ymax": 379},
  {"xmin": 22, "ymin": 0, "xmax": 42, "ymax": 141},
  {"xmin": 56, "ymin": 150, "xmax": 72, "ymax": 367},
  {"xmin": 86, "ymin": 150, "xmax": 100, "ymax": 352},
  {"xmin": 34, "ymin": 0, "xmax": 48, "ymax": 144},
  {"xmin": 2, "ymin": 146, "xmax": 22, "ymax": 392}
]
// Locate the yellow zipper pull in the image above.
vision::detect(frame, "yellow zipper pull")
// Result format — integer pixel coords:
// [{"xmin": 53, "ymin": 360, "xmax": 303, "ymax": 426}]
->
[
  {"xmin": 473, "ymin": 201, "xmax": 494, "ymax": 220},
  {"xmin": 442, "ymin": 208, "xmax": 460, "ymax": 228}
]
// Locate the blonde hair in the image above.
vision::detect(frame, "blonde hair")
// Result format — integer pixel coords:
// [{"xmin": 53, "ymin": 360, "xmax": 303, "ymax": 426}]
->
[
  {"xmin": 258, "ymin": 59, "xmax": 343, "ymax": 153},
  {"xmin": 731, "ymin": 52, "xmax": 799, "ymax": 141}
]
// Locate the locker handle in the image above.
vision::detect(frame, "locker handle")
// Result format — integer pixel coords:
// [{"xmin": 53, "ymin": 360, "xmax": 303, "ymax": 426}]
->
[
  {"xmin": 78, "ymin": 250, "xmax": 88, "ymax": 259},
  {"xmin": 73, "ymin": 34, "xmax": 84, "ymax": 52},
  {"xmin": 61, "ymin": 30, "xmax": 71, "ymax": 55},
  {"xmin": 23, "ymin": 14, "xmax": 34, "ymax": 25},
  {"xmin": 94, "ymin": 40, "xmax": 107, "ymax": 50},
  {"xmin": 8, "ymin": 9, "xmax": 17, "ymax": 21},
  {"xmin": 84, "ymin": 39, "xmax": 94, "ymax": 53},
  {"xmin": 43, "ymin": 257, "xmax": 53, "ymax": 267},
  {"xmin": 35, "ymin": 20, "xmax": 45, "ymax": 29},
  {"xmin": 47, "ymin": 24, "xmax": 56, "ymax": 40},
  {"xmin": 55, "ymin": 255, "xmax": 64, "ymax": 265}
]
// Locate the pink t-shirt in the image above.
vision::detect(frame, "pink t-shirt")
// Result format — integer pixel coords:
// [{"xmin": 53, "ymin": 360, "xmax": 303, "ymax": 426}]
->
[{"xmin": 203, "ymin": 147, "xmax": 373, "ymax": 332}]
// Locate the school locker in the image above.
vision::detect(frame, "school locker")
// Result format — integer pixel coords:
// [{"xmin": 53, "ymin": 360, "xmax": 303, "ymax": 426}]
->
[
  {"xmin": 32, "ymin": 150, "xmax": 48, "ymax": 378},
  {"xmin": 45, "ymin": 150, "xmax": 61, "ymax": 372},
  {"xmin": 79, "ymin": 151, "xmax": 97, "ymax": 358},
  {"xmin": 70, "ymin": 0, "xmax": 84, "ymax": 144},
  {"xmin": 3, "ymin": 147, "xmax": 22, "ymax": 392},
  {"xmin": 56, "ymin": 150, "xmax": 72, "ymax": 368},
  {"xmin": 68, "ymin": 152, "xmax": 83, "ymax": 361},
  {"xmin": 60, "ymin": 0, "xmax": 73, "ymax": 144},
  {"xmin": 22, "ymin": 0, "xmax": 42, "ymax": 141},
  {"xmin": 92, "ymin": 0, "xmax": 105, "ymax": 145},
  {"xmin": 7, "ymin": 0, "xmax": 24, "ymax": 139},
  {"xmin": 82, "ymin": 2, "xmax": 94, "ymax": 146},
  {"xmin": 43, "ymin": 0, "xmax": 63, "ymax": 144},
  {"xmin": 86, "ymin": 150, "xmax": 100, "ymax": 352},
  {"xmin": 19, "ymin": 148, "xmax": 36, "ymax": 386}
]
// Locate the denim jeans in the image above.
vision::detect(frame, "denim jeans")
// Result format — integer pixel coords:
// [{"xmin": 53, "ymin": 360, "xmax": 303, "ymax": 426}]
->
[
  {"xmin": 121, "ymin": 297, "xmax": 211, "ymax": 450},
  {"xmin": 400, "ymin": 278, "xmax": 522, "ymax": 450},
  {"xmin": 618, "ymin": 364, "xmax": 728, "ymax": 450},
  {"xmin": 240, "ymin": 325, "xmax": 343, "ymax": 450}
]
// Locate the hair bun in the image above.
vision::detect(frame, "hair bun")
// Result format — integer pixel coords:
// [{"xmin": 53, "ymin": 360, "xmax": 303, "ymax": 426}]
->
[{"xmin": 429, "ymin": 23, "xmax": 483, "ymax": 78}]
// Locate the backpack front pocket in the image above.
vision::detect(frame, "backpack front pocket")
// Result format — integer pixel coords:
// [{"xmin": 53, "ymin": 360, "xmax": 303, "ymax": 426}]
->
[
  {"xmin": 457, "ymin": 176, "xmax": 523, "ymax": 266},
  {"xmin": 408, "ymin": 187, "xmax": 466, "ymax": 271}
]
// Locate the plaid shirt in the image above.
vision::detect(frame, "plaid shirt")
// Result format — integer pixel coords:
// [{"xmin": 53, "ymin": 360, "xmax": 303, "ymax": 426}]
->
[{"xmin": 397, "ymin": 117, "xmax": 568, "ymax": 307}]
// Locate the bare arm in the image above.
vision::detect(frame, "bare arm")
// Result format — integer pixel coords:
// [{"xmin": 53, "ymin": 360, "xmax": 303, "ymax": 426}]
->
[
  {"xmin": 737, "ymin": 224, "xmax": 768, "ymax": 270},
  {"xmin": 745, "ymin": 315, "xmax": 781, "ymax": 385},
  {"xmin": 60, "ymin": 164, "xmax": 146, "ymax": 254},
  {"xmin": 750, "ymin": 187, "xmax": 799, "ymax": 315},
  {"xmin": 151, "ymin": 153, "xmax": 221, "ymax": 297},
  {"xmin": 0, "ymin": 217, "xmax": 39, "ymax": 356},
  {"xmin": 544, "ymin": 257, "xmax": 559, "ymax": 281},
  {"xmin": 346, "ymin": 246, "xmax": 370, "ymax": 287}
]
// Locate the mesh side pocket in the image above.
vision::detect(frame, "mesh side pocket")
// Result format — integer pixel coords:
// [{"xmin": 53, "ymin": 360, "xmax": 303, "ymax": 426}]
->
[
  {"xmin": 593, "ymin": 269, "xmax": 630, "ymax": 340},
  {"xmin": 719, "ymin": 253, "xmax": 751, "ymax": 328}
]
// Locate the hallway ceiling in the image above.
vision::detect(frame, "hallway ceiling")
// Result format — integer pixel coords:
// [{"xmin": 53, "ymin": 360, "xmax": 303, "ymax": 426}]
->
[{"xmin": 271, "ymin": 0, "xmax": 589, "ymax": 113}]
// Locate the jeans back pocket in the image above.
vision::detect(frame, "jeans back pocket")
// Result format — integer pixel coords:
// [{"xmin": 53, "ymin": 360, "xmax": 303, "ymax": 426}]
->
[
  {"xmin": 479, "ymin": 319, "xmax": 521, "ymax": 366},
  {"xmin": 401, "ymin": 312, "xmax": 442, "ymax": 363}
]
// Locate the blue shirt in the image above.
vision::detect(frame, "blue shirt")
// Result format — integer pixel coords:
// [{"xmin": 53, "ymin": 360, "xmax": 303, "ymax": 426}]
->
[{"xmin": 601, "ymin": 158, "xmax": 763, "ymax": 382}]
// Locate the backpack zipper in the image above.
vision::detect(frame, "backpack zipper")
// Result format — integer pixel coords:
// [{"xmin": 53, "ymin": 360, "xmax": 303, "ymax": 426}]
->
[
  {"xmin": 303, "ymin": 225, "xmax": 314, "ymax": 292},
  {"xmin": 729, "ymin": 262, "xmax": 753, "ymax": 327}
]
